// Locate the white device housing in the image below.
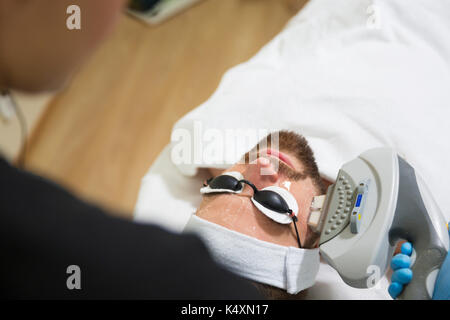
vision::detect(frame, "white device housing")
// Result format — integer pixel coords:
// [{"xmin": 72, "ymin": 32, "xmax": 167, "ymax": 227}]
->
[{"xmin": 318, "ymin": 148, "xmax": 448, "ymax": 300}]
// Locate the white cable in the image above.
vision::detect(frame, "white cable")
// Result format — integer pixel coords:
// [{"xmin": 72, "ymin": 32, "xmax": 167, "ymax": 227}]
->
[
  {"xmin": 0, "ymin": 90, "xmax": 28, "ymax": 168},
  {"xmin": 0, "ymin": 90, "xmax": 15, "ymax": 123}
]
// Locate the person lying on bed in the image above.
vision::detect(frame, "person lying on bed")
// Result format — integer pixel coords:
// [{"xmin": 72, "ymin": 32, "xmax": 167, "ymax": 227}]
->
[
  {"xmin": 184, "ymin": 130, "xmax": 329, "ymax": 299},
  {"xmin": 184, "ymin": 129, "xmax": 450, "ymax": 300}
]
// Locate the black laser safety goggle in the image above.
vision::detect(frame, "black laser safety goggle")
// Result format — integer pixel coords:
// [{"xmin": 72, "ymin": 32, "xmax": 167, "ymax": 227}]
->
[{"xmin": 201, "ymin": 172, "xmax": 302, "ymax": 248}]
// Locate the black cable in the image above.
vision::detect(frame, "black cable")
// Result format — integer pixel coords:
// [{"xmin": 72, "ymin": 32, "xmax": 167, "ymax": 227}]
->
[{"xmin": 289, "ymin": 209, "xmax": 302, "ymax": 248}]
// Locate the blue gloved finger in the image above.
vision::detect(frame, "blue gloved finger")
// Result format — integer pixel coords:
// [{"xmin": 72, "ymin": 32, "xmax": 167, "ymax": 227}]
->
[
  {"xmin": 401, "ymin": 242, "xmax": 413, "ymax": 256},
  {"xmin": 391, "ymin": 254, "xmax": 411, "ymax": 271},
  {"xmin": 388, "ymin": 282, "xmax": 403, "ymax": 299},
  {"xmin": 392, "ymin": 268, "xmax": 413, "ymax": 285}
]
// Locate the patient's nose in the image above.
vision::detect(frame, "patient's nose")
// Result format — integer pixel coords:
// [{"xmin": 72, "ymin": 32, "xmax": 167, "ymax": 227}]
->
[{"xmin": 243, "ymin": 157, "xmax": 279, "ymax": 189}]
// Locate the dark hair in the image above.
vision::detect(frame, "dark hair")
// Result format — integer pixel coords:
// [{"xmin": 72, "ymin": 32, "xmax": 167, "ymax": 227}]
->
[
  {"xmin": 246, "ymin": 130, "xmax": 326, "ymax": 195},
  {"xmin": 253, "ymin": 282, "xmax": 309, "ymax": 300}
]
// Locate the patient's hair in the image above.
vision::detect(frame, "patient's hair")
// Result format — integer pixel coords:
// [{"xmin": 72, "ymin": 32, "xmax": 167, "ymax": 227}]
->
[
  {"xmin": 253, "ymin": 282, "xmax": 309, "ymax": 300},
  {"xmin": 245, "ymin": 130, "xmax": 326, "ymax": 195}
]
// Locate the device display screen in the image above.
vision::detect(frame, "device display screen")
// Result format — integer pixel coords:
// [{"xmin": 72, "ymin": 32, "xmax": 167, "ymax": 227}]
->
[{"xmin": 355, "ymin": 194, "xmax": 363, "ymax": 207}]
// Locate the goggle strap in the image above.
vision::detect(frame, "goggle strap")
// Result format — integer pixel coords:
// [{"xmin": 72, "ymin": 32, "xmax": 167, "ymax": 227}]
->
[
  {"xmin": 238, "ymin": 179, "xmax": 258, "ymax": 194},
  {"xmin": 203, "ymin": 177, "xmax": 214, "ymax": 187}
]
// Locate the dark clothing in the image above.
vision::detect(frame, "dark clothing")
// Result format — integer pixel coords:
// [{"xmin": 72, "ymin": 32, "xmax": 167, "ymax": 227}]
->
[{"xmin": 0, "ymin": 157, "xmax": 261, "ymax": 299}]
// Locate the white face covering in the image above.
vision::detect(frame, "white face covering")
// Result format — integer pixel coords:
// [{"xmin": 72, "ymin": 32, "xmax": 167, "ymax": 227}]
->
[{"xmin": 183, "ymin": 214, "xmax": 320, "ymax": 295}]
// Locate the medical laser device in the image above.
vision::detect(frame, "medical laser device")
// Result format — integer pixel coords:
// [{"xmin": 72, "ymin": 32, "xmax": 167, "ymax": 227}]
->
[{"xmin": 308, "ymin": 148, "xmax": 449, "ymax": 300}]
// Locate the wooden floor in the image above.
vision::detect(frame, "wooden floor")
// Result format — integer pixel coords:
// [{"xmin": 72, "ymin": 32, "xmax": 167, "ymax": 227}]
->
[{"xmin": 26, "ymin": 0, "xmax": 307, "ymax": 218}]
